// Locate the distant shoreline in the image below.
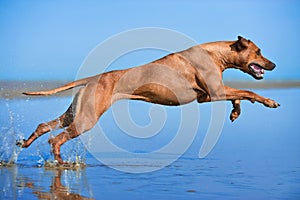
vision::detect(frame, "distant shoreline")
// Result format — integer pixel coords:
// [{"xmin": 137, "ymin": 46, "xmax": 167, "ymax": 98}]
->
[{"xmin": 1, "ymin": 80, "xmax": 300, "ymax": 99}]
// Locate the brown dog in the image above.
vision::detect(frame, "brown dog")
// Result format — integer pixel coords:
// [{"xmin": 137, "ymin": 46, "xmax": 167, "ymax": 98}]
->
[{"xmin": 17, "ymin": 36, "xmax": 279, "ymax": 164}]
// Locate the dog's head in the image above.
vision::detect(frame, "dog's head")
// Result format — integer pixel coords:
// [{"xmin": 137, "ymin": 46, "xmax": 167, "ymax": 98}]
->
[{"xmin": 230, "ymin": 36, "xmax": 276, "ymax": 80}]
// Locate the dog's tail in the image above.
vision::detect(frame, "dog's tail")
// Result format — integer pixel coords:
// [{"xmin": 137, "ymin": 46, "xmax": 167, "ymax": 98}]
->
[{"xmin": 23, "ymin": 77, "xmax": 93, "ymax": 96}]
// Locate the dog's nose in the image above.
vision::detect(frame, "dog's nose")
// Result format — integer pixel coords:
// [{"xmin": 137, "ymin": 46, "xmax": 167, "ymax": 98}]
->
[
  {"xmin": 268, "ymin": 62, "xmax": 276, "ymax": 70},
  {"xmin": 271, "ymin": 63, "xmax": 276, "ymax": 69}
]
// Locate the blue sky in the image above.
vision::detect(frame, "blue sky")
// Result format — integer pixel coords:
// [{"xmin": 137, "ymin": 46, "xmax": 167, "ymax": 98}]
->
[{"xmin": 0, "ymin": 0, "xmax": 299, "ymax": 81}]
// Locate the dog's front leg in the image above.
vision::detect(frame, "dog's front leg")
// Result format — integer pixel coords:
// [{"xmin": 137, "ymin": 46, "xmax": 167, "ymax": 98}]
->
[{"xmin": 223, "ymin": 86, "xmax": 280, "ymax": 108}]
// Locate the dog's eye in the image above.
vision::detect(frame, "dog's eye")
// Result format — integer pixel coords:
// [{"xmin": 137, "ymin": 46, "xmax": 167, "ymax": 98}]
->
[{"xmin": 256, "ymin": 50, "xmax": 261, "ymax": 56}]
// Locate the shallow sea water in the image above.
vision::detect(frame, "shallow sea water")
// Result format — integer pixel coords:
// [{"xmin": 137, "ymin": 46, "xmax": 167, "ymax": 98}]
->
[{"xmin": 0, "ymin": 88, "xmax": 299, "ymax": 199}]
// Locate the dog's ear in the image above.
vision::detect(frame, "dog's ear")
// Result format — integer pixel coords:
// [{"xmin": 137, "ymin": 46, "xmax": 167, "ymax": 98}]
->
[{"xmin": 230, "ymin": 36, "xmax": 249, "ymax": 52}]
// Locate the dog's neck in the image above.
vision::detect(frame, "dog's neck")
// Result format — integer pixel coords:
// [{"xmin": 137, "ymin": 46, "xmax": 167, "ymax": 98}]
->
[{"xmin": 200, "ymin": 41, "xmax": 239, "ymax": 72}]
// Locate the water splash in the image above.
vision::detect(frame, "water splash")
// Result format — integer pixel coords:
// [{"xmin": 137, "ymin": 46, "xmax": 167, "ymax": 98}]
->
[
  {"xmin": 35, "ymin": 134, "xmax": 87, "ymax": 168},
  {"xmin": 44, "ymin": 160, "xmax": 86, "ymax": 169},
  {"xmin": 0, "ymin": 101, "xmax": 23, "ymax": 166},
  {"xmin": 1, "ymin": 99, "xmax": 88, "ymax": 168}
]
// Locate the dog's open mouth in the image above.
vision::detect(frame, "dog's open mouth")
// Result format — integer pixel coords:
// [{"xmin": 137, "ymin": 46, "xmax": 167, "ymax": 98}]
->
[{"xmin": 249, "ymin": 63, "xmax": 265, "ymax": 79}]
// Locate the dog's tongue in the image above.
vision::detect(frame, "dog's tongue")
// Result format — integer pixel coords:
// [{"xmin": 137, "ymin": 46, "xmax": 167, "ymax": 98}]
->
[
  {"xmin": 253, "ymin": 65, "xmax": 261, "ymax": 71},
  {"xmin": 253, "ymin": 64, "xmax": 264, "ymax": 74}
]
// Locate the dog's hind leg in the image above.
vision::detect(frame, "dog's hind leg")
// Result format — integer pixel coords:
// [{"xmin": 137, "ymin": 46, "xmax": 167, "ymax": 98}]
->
[
  {"xmin": 48, "ymin": 81, "xmax": 114, "ymax": 164},
  {"xmin": 16, "ymin": 104, "xmax": 76, "ymax": 148},
  {"xmin": 16, "ymin": 90, "xmax": 84, "ymax": 148},
  {"xmin": 48, "ymin": 123, "xmax": 80, "ymax": 164},
  {"xmin": 48, "ymin": 101, "xmax": 111, "ymax": 164}
]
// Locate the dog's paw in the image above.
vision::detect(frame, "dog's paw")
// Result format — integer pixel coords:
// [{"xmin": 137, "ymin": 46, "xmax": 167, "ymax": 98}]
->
[
  {"xmin": 230, "ymin": 103, "xmax": 241, "ymax": 122},
  {"xmin": 263, "ymin": 98, "xmax": 280, "ymax": 108},
  {"xmin": 16, "ymin": 139, "xmax": 26, "ymax": 148},
  {"xmin": 230, "ymin": 107, "xmax": 241, "ymax": 122},
  {"xmin": 230, "ymin": 111, "xmax": 239, "ymax": 122}
]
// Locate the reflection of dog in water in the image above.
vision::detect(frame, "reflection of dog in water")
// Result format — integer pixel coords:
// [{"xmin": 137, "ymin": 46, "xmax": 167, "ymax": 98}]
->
[
  {"xmin": 25, "ymin": 169, "xmax": 94, "ymax": 200},
  {"xmin": 17, "ymin": 36, "xmax": 279, "ymax": 164}
]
